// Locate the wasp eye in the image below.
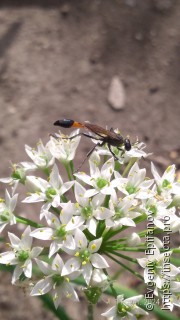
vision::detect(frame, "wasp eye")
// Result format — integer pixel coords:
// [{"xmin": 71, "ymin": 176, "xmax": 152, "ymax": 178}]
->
[{"xmin": 124, "ymin": 138, "xmax": 131, "ymax": 151}]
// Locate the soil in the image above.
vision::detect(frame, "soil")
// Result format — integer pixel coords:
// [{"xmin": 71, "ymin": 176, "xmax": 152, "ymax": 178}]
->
[{"xmin": 0, "ymin": 1, "xmax": 179, "ymax": 319}]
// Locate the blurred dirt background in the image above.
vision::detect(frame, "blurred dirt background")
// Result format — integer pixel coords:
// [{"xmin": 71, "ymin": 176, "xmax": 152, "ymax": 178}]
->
[{"xmin": 0, "ymin": 0, "xmax": 180, "ymax": 319}]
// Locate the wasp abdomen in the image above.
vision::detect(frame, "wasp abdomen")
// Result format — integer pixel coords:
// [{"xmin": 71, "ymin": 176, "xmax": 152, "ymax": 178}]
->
[{"xmin": 54, "ymin": 119, "xmax": 75, "ymax": 128}]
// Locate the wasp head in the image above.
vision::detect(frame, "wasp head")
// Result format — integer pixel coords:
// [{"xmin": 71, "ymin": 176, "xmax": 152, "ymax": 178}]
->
[{"xmin": 124, "ymin": 138, "xmax": 131, "ymax": 151}]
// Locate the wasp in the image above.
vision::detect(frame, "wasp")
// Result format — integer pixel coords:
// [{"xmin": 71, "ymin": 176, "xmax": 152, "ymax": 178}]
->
[{"xmin": 54, "ymin": 119, "xmax": 131, "ymax": 166}]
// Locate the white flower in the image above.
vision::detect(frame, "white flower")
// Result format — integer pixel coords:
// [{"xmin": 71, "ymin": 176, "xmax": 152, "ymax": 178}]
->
[
  {"xmin": 101, "ymin": 294, "xmax": 148, "ymax": 319},
  {"xmin": 94, "ymin": 137, "xmax": 150, "ymax": 164},
  {"xmin": 141, "ymin": 197, "xmax": 176, "ymax": 230},
  {"xmin": 115, "ymin": 162, "xmax": 154, "ymax": 199},
  {"xmin": 74, "ymin": 157, "xmax": 119, "ymax": 198},
  {"xmin": 48, "ymin": 129, "xmax": 81, "ymax": 162},
  {"xmin": 169, "ymin": 214, "xmax": 180, "ymax": 233},
  {"xmin": 124, "ymin": 141, "xmax": 152, "ymax": 161},
  {"xmin": 107, "ymin": 194, "xmax": 140, "ymax": 228},
  {"xmin": 0, "ymin": 162, "xmax": 36, "ymax": 194},
  {"xmin": 137, "ymin": 246, "xmax": 180, "ymax": 291},
  {"xmin": 25, "ymin": 139, "xmax": 55, "ymax": 169},
  {"xmin": 0, "ymin": 226, "xmax": 43, "ymax": 283},
  {"xmin": 30, "ymin": 207, "xmax": 84, "ymax": 257},
  {"xmin": 0, "ymin": 190, "xmax": 17, "ymax": 233},
  {"xmin": 62, "ymin": 229, "xmax": 109, "ymax": 285},
  {"xmin": 167, "ymin": 281, "xmax": 180, "ymax": 311},
  {"xmin": 151, "ymin": 163, "xmax": 180, "ymax": 198},
  {"xmin": 72, "ymin": 181, "xmax": 113, "ymax": 235},
  {"xmin": 23, "ymin": 164, "xmax": 74, "ymax": 209},
  {"xmin": 127, "ymin": 233, "xmax": 141, "ymax": 246},
  {"xmin": 89, "ymin": 269, "xmax": 109, "ymax": 291},
  {"xmin": 84, "ymin": 269, "xmax": 109, "ymax": 304},
  {"xmin": 31, "ymin": 254, "xmax": 79, "ymax": 309}
]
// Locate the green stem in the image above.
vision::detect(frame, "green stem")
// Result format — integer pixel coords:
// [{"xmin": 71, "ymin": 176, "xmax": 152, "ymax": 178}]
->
[
  {"xmin": 138, "ymin": 227, "xmax": 163, "ymax": 238},
  {"xmin": 103, "ymin": 268, "xmax": 117, "ymax": 297},
  {"xmin": 103, "ymin": 214, "xmax": 147, "ymax": 242},
  {"xmin": 122, "ymin": 157, "xmax": 138, "ymax": 177},
  {"xmin": 64, "ymin": 162, "xmax": 73, "ymax": 181},
  {"xmin": 15, "ymin": 215, "xmax": 43, "ymax": 228},
  {"xmin": 107, "ymin": 250, "xmax": 138, "ymax": 264},
  {"xmin": 106, "ymin": 246, "xmax": 147, "ymax": 252},
  {"xmin": 103, "ymin": 195, "xmax": 110, "ymax": 208},
  {"xmin": 106, "ymin": 252, "xmax": 143, "ymax": 280},
  {"xmin": 87, "ymin": 303, "xmax": 94, "ymax": 320},
  {"xmin": 69, "ymin": 160, "xmax": 74, "ymax": 176},
  {"xmin": 172, "ymin": 248, "xmax": 180, "ymax": 254},
  {"xmin": 43, "ymin": 167, "xmax": 51, "ymax": 176}
]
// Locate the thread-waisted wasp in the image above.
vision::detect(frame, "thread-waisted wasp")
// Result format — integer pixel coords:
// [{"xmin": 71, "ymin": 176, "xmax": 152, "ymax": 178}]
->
[{"xmin": 54, "ymin": 119, "xmax": 131, "ymax": 168}]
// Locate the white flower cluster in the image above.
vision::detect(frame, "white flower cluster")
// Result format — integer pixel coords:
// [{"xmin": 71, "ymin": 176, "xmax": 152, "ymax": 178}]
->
[{"xmin": 0, "ymin": 131, "xmax": 179, "ymax": 319}]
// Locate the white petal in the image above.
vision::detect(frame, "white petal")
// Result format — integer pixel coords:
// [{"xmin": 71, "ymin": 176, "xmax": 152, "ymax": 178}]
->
[
  {"xmin": 60, "ymin": 202, "xmax": 74, "ymax": 224},
  {"xmin": 0, "ymin": 223, "xmax": 8, "ymax": 233},
  {"xmin": 74, "ymin": 182, "xmax": 88, "ymax": 207},
  {"xmin": 31, "ymin": 278, "xmax": 53, "ymax": 296},
  {"xmin": 25, "ymin": 176, "xmax": 48, "ymax": 193},
  {"xmin": 151, "ymin": 162, "xmax": 161, "ymax": 181},
  {"xmin": 169, "ymin": 264, "xmax": 180, "ymax": 277},
  {"xmin": 125, "ymin": 295, "xmax": 143, "ymax": 304},
  {"xmin": 119, "ymin": 217, "xmax": 136, "ymax": 227},
  {"xmin": 66, "ymin": 216, "xmax": 84, "ymax": 231},
  {"xmin": 101, "ymin": 158, "xmax": 114, "ymax": 180},
  {"xmin": 63, "ymin": 235, "xmax": 76, "ymax": 250},
  {"xmin": 0, "ymin": 177, "xmax": 13, "ymax": 183},
  {"xmin": 24, "ymin": 259, "xmax": 32, "ymax": 278},
  {"xmin": 137, "ymin": 258, "xmax": 147, "ymax": 268},
  {"xmin": 52, "ymin": 254, "xmax": 64, "ymax": 272},
  {"xmin": 82, "ymin": 263, "xmax": 92, "ymax": 285},
  {"xmin": 89, "ymin": 238, "xmax": 102, "ymax": 253},
  {"xmin": 140, "ymin": 179, "xmax": 154, "ymax": 189},
  {"xmin": 63, "ymin": 282, "xmax": 79, "ymax": 301},
  {"xmin": 92, "ymin": 193, "xmax": 105, "ymax": 206},
  {"xmin": 30, "ymin": 246, "xmax": 43, "ymax": 258},
  {"xmin": 95, "ymin": 207, "xmax": 113, "ymax": 220},
  {"xmin": 44, "ymin": 211, "xmax": 60, "ymax": 228},
  {"xmin": 74, "ymin": 172, "xmax": 93, "ymax": 186},
  {"xmin": 49, "ymin": 164, "xmax": 63, "ymax": 189},
  {"xmin": 84, "ymin": 189, "xmax": 98, "ymax": 198},
  {"xmin": 22, "ymin": 193, "xmax": 45, "ymax": 203},
  {"xmin": 91, "ymin": 253, "xmax": 109, "ymax": 268},
  {"xmin": 8, "ymin": 232, "xmax": 20, "ymax": 249},
  {"xmin": 61, "ymin": 258, "xmax": 81, "ymax": 276},
  {"xmin": 35, "ymin": 258, "xmax": 52, "ymax": 275},
  {"xmin": 101, "ymin": 306, "xmax": 116, "ymax": 317},
  {"xmin": 75, "ymin": 229, "xmax": 87, "ymax": 249},
  {"xmin": 49, "ymin": 241, "xmax": 61, "ymax": 258},
  {"xmin": 12, "ymin": 264, "xmax": 23, "ymax": 283},
  {"xmin": 0, "ymin": 251, "xmax": 17, "ymax": 265},
  {"xmin": 31, "ymin": 228, "xmax": 53, "ymax": 240},
  {"xmin": 87, "ymin": 218, "xmax": 97, "ymax": 236},
  {"xmin": 9, "ymin": 193, "xmax": 18, "ymax": 212},
  {"xmin": 20, "ymin": 226, "xmax": 32, "ymax": 250},
  {"xmin": 60, "ymin": 181, "xmax": 74, "ymax": 195}
]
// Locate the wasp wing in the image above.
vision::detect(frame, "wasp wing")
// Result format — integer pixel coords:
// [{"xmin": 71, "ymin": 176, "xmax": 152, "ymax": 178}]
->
[{"xmin": 84, "ymin": 122, "xmax": 115, "ymax": 138}]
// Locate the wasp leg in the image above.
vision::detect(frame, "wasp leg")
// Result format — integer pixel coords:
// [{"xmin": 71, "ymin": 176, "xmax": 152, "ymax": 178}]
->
[
  {"xmin": 108, "ymin": 144, "xmax": 119, "ymax": 161},
  {"xmin": 117, "ymin": 147, "xmax": 125, "ymax": 156},
  {"xmin": 74, "ymin": 141, "xmax": 104, "ymax": 172},
  {"xmin": 63, "ymin": 132, "xmax": 104, "ymax": 141},
  {"xmin": 49, "ymin": 133, "xmax": 59, "ymax": 139}
]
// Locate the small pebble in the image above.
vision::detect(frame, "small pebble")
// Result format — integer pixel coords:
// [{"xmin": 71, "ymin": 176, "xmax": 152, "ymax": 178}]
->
[{"xmin": 108, "ymin": 76, "xmax": 126, "ymax": 110}]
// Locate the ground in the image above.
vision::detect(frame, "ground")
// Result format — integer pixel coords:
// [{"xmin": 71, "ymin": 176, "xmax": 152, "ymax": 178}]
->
[{"xmin": 0, "ymin": 1, "xmax": 179, "ymax": 319}]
